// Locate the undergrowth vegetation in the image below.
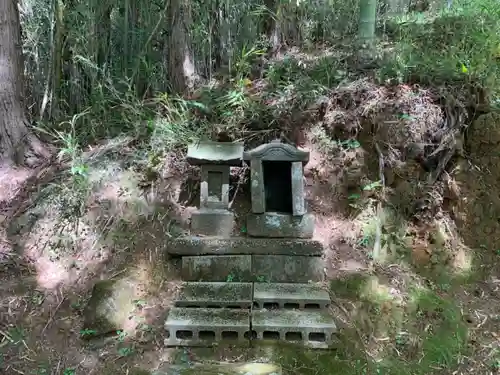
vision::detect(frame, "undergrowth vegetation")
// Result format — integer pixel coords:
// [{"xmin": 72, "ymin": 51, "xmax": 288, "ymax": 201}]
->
[
  {"xmin": 21, "ymin": 0, "xmax": 500, "ymax": 161},
  {"xmin": 2, "ymin": 0, "xmax": 500, "ymax": 374}
]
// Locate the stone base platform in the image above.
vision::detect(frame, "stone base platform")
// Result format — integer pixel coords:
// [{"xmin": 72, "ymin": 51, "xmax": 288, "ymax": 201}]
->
[
  {"xmin": 166, "ymin": 237, "xmax": 323, "ymax": 256},
  {"xmin": 181, "ymin": 255, "xmax": 324, "ymax": 283},
  {"xmin": 246, "ymin": 212, "xmax": 315, "ymax": 238},
  {"xmin": 190, "ymin": 209, "xmax": 234, "ymax": 237}
]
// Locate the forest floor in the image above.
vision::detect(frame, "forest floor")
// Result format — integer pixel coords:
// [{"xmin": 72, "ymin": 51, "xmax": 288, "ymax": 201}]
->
[{"xmin": 1, "ymin": 48, "xmax": 500, "ymax": 375}]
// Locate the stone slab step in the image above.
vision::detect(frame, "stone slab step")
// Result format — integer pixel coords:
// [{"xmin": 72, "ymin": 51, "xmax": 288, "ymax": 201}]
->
[
  {"xmin": 175, "ymin": 282, "xmax": 252, "ymax": 309},
  {"xmin": 251, "ymin": 309, "xmax": 336, "ymax": 349},
  {"xmin": 252, "ymin": 255, "xmax": 324, "ymax": 283},
  {"xmin": 182, "ymin": 255, "xmax": 253, "ymax": 282},
  {"xmin": 166, "ymin": 237, "xmax": 323, "ymax": 256},
  {"xmin": 165, "ymin": 307, "xmax": 250, "ymax": 347},
  {"xmin": 253, "ymin": 283, "xmax": 330, "ymax": 310},
  {"xmin": 154, "ymin": 362, "xmax": 282, "ymax": 375},
  {"xmin": 182, "ymin": 255, "xmax": 324, "ymax": 283}
]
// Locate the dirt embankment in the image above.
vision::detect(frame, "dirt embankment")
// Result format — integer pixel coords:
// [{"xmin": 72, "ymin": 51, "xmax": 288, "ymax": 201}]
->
[{"xmin": 451, "ymin": 113, "xmax": 500, "ymax": 258}]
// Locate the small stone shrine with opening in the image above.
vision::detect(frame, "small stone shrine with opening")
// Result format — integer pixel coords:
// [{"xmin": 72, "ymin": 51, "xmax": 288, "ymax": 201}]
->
[
  {"xmin": 244, "ymin": 139, "xmax": 314, "ymax": 238},
  {"xmin": 163, "ymin": 139, "xmax": 337, "ymax": 351}
]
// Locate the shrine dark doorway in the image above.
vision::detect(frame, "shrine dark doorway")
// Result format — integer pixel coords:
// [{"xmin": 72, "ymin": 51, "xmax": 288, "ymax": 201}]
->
[{"xmin": 262, "ymin": 160, "xmax": 293, "ymax": 213}]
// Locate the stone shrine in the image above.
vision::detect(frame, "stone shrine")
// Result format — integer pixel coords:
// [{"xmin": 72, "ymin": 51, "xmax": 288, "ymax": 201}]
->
[
  {"xmin": 186, "ymin": 141, "xmax": 244, "ymax": 237},
  {"xmin": 244, "ymin": 140, "xmax": 314, "ymax": 238},
  {"xmin": 164, "ymin": 140, "xmax": 337, "ymax": 350}
]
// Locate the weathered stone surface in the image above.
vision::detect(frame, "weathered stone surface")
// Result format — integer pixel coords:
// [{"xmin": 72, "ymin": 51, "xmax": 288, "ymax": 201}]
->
[
  {"xmin": 190, "ymin": 209, "xmax": 234, "ymax": 237},
  {"xmin": 175, "ymin": 282, "xmax": 252, "ymax": 308},
  {"xmin": 243, "ymin": 140, "xmax": 309, "ymax": 162},
  {"xmin": 182, "ymin": 255, "xmax": 253, "ymax": 282},
  {"xmin": 83, "ymin": 277, "xmax": 140, "ymax": 337},
  {"xmin": 164, "ymin": 307, "xmax": 250, "ymax": 347},
  {"xmin": 252, "ymin": 255, "xmax": 323, "ymax": 283},
  {"xmin": 253, "ymin": 283, "xmax": 330, "ymax": 309},
  {"xmin": 250, "ymin": 160, "xmax": 266, "ymax": 213},
  {"xmin": 154, "ymin": 362, "xmax": 282, "ymax": 375},
  {"xmin": 166, "ymin": 237, "xmax": 323, "ymax": 256},
  {"xmin": 200, "ymin": 165, "xmax": 230, "ymax": 209},
  {"xmin": 246, "ymin": 213, "xmax": 314, "ymax": 238},
  {"xmin": 156, "ymin": 347, "xmax": 284, "ymax": 374},
  {"xmin": 187, "ymin": 141, "xmax": 244, "ymax": 166},
  {"xmin": 251, "ymin": 309, "xmax": 336, "ymax": 349},
  {"xmin": 291, "ymin": 162, "xmax": 306, "ymax": 216}
]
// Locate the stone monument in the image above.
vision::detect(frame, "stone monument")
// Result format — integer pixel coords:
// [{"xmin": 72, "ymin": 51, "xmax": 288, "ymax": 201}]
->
[
  {"xmin": 244, "ymin": 140, "xmax": 314, "ymax": 238},
  {"xmin": 164, "ymin": 140, "xmax": 337, "ymax": 350},
  {"xmin": 186, "ymin": 141, "xmax": 244, "ymax": 237}
]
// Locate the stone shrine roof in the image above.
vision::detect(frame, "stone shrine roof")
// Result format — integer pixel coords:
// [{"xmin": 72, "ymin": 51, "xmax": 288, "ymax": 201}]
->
[
  {"xmin": 187, "ymin": 141, "xmax": 244, "ymax": 166},
  {"xmin": 243, "ymin": 140, "xmax": 309, "ymax": 163}
]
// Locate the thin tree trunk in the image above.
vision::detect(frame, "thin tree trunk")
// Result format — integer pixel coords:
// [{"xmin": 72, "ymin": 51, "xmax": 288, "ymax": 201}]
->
[
  {"xmin": 0, "ymin": 0, "xmax": 49, "ymax": 165},
  {"xmin": 211, "ymin": 0, "xmax": 224, "ymax": 72},
  {"xmin": 262, "ymin": 0, "xmax": 281, "ymax": 56},
  {"xmin": 94, "ymin": 0, "xmax": 112, "ymax": 69},
  {"xmin": 165, "ymin": 0, "xmax": 198, "ymax": 95},
  {"xmin": 359, "ymin": 0, "xmax": 377, "ymax": 46}
]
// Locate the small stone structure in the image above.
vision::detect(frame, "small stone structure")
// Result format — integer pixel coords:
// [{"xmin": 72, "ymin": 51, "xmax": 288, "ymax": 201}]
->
[
  {"xmin": 164, "ymin": 140, "xmax": 337, "ymax": 350},
  {"xmin": 244, "ymin": 140, "xmax": 314, "ymax": 238},
  {"xmin": 186, "ymin": 141, "xmax": 244, "ymax": 237}
]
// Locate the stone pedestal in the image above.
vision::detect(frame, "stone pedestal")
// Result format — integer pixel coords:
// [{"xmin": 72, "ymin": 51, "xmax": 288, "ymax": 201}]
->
[
  {"xmin": 246, "ymin": 212, "xmax": 314, "ymax": 238},
  {"xmin": 190, "ymin": 209, "xmax": 235, "ymax": 237}
]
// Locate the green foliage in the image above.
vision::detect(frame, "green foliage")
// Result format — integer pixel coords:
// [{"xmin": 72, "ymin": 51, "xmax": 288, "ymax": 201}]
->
[
  {"xmin": 379, "ymin": 0, "xmax": 500, "ymax": 95},
  {"xmin": 322, "ymin": 276, "xmax": 469, "ymax": 375}
]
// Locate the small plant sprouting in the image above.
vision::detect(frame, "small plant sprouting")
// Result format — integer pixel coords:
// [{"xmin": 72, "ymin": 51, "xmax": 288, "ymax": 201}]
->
[
  {"xmin": 116, "ymin": 330, "xmax": 128, "ymax": 342},
  {"xmin": 362, "ymin": 180, "xmax": 383, "ymax": 191},
  {"xmin": 340, "ymin": 139, "xmax": 361, "ymax": 149},
  {"xmin": 117, "ymin": 346, "xmax": 134, "ymax": 357},
  {"xmin": 226, "ymin": 274, "xmax": 235, "ymax": 282},
  {"xmin": 80, "ymin": 328, "xmax": 97, "ymax": 338},
  {"xmin": 256, "ymin": 275, "xmax": 267, "ymax": 283}
]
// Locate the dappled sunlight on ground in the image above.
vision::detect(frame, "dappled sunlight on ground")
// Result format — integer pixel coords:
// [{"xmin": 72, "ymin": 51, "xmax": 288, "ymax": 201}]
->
[
  {"xmin": 1, "ymin": 80, "xmax": 500, "ymax": 374},
  {"xmin": 0, "ymin": 163, "xmax": 33, "ymax": 205}
]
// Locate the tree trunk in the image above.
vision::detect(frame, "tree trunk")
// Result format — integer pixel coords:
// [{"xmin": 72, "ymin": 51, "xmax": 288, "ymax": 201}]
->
[
  {"xmin": 262, "ymin": 0, "xmax": 281, "ymax": 57},
  {"xmin": 211, "ymin": 0, "xmax": 224, "ymax": 72},
  {"xmin": 0, "ymin": 0, "xmax": 49, "ymax": 165},
  {"xmin": 165, "ymin": 0, "xmax": 198, "ymax": 95},
  {"xmin": 358, "ymin": 0, "xmax": 377, "ymax": 46}
]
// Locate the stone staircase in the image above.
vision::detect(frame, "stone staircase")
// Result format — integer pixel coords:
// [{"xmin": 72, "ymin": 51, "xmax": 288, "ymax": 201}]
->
[
  {"xmin": 163, "ymin": 141, "xmax": 337, "ymax": 350},
  {"xmin": 164, "ymin": 238, "xmax": 336, "ymax": 349}
]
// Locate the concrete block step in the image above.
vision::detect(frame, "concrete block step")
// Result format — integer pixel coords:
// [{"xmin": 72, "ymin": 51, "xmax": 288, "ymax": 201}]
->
[
  {"xmin": 253, "ymin": 283, "xmax": 330, "ymax": 310},
  {"xmin": 251, "ymin": 309, "xmax": 336, "ymax": 349},
  {"xmin": 175, "ymin": 282, "xmax": 252, "ymax": 309},
  {"xmin": 166, "ymin": 237, "xmax": 324, "ymax": 256},
  {"xmin": 165, "ymin": 307, "xmax": 251, "ymax": 347}
]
